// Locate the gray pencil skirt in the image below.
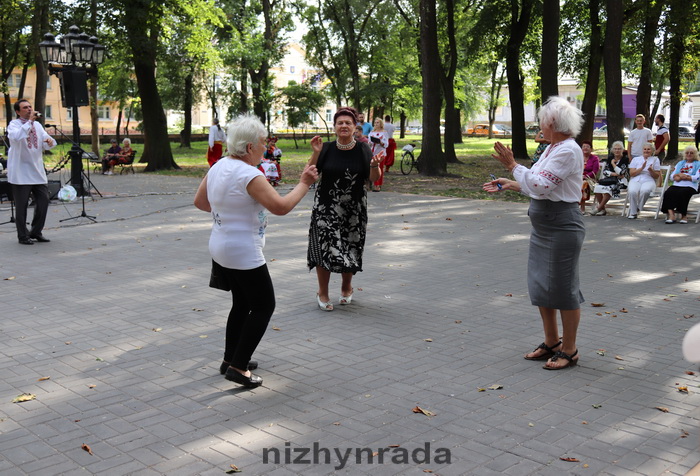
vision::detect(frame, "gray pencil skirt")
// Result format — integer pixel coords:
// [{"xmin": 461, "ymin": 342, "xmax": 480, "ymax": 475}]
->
[{"xmin": 527, "ymin": 199, "xmax": 585, "ymax": 310}]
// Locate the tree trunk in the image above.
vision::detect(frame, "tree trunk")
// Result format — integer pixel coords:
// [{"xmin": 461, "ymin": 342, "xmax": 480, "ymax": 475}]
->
[
  {"xmin": 603, "ymin": 0, "xmax": 625, "ymax": 148},
  {"xmin": 666, "ymin": 0, "xmax": 688, "ymax": 162},
  {"xmin": 635, "ymin": 0, "xmax": 663, "ymax": 125},
  {"xmin": 181, "ymin": 71, "xmax": 193, "ymax": 148},
  {"xmin": 399, "ymin": 110, "xmax": 407, "ymax": 139},
  {"xmin": 121, "ymin": 0, "xmax": 178, "ymax": 171},
  {"xmin": 439, "ymin": 0, "xmax": 460, "ymax": 163},
  {"xmin": 89, "ymin": 0, "xmax": 99, "ymax": 155},
  {"xmin": 540, "ymin": 0, "xmax": 559, "ymax": 102},
  {"xmin": 506, "ymin": 0, "xmax": 535, "ymax": 160},
  {"xmin": 116, "ymin": 108, "xmax": 122, "ymax": 143},
  {"xmin": 31, "ymin": 0, "xmax": 49, "ymax": 128},
  {"xmin": 417, "ymin": 0, "xmax": 446, "ymax": 175},
  {"xmin": 239, "ymin": 69, "xmax": 248, "ymax": 113},
  {"xmin": 578, "ymin": 0, "xmax": 602, "ymax": 143}
]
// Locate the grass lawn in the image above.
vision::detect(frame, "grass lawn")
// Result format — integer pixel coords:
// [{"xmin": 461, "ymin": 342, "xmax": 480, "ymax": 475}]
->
[{"xmin": 48, "ymin": 136, "xmax": 612, "ymax": 202}]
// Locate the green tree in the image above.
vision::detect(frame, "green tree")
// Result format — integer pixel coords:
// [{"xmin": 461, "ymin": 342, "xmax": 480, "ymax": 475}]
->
[{"xmin": 279, "ymin": 80, "xmax": 327, "ymax": 147}]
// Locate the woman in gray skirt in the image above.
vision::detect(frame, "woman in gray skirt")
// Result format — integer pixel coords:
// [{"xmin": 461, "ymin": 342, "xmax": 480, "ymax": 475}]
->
[{"xmin": 484, "ymin": 96, "xmax": 585, "ymax": 370}]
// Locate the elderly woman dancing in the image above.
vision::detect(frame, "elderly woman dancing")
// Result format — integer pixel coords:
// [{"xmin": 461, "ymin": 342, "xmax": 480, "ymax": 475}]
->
[
  {"xmin": 195, "ymin": 114, "xmax": 318, "ymax": 388},
  {"xmin": 484, "ymin": 96, "xmax": 586, "ymax": 370},
  {"xmin": 307, "ymin": 107, "xmax": 383, "ymax": 311}
]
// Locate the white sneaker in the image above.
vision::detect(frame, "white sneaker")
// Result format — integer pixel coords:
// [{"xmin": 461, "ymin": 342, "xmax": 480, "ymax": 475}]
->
[{"xmin": 627, "ymin": 214, "xmax": 637, "ymax": 219}]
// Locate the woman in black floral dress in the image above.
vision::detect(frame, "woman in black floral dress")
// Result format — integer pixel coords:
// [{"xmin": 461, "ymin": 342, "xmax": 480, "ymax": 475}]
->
[{"xmin": 307, "ymin": 107, "xmax": 383, "ymax": 311}]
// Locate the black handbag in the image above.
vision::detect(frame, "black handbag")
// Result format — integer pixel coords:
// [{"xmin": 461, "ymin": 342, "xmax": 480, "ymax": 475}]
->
[{"xmin": 598, "ymin": 176, "xmax": 618, "ymax": 186}]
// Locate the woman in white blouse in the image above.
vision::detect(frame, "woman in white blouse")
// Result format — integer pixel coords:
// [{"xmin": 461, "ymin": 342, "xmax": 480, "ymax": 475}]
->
[
  {"xmin": 626, "ymin": 143, "xmax": 661, "ymax": 219},
  {"xmin": 484, "ymin": 96, "xmax": 585, "ymax": 370},
  {"xmin": 195, "ymin": 114, "xmax": 318, "ymax": 388},
  {"xmin": 368, "ymin": 118, "xmax": 389, "ymax": 191}
]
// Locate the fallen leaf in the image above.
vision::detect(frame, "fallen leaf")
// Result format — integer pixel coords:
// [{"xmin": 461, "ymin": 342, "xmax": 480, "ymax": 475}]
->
[
  {"xmin": 95, "ymin": 357, "xmax": 103, "ymax": 362},
  {"xmin": 686, "ymin": 371, "xmax": 696, "ymax": 376},
  {"xmin": 152, "ymin": 328, "xmax": 162, "ymax": 332},
  {"xmin": 560, "ymin": 457, "xmax": 580, "ymax": 462},
  {"xmin": 87, "ymin": 384, "xmax": 96, "ymax": 389},
  {"xmin": 445, "ymin": 217, "xmax": 452, "ymax": 221},
  {"xmin": 272, "ymin": 326, "xmax": 281, "ymax": 331},
  {"xmin": 423, "ymin": 470, "xmax": 434, "ymax": 473},
  {"xmin": 663, "ymin": 298, "xmax": 671, "ymax": 302},
  {"xmin": 667, "ymin": 294, "xmax": 677, "ymax": 297},
  {"xmin": 505, "ymin": 293, "xmax": 513, "ymax": 297},
  {"xmin": 192, "ymin": 308, "xmax": 203, "ymax": 312},
  {"xmin": 333, "ymin": 422, "xmax": 340, "ymax": 426},
  {"xmin": 583, "ymin": 464, "xmax": 590, "ymax": 468},
  {"xmin": 607, "ymin": 274, "xmax": 613, "ymax": 277},
  {"xmin": 65, "ymin": 341, "xmax": 72, "ymax": 345},
  {"xmin": 199, "ymin": 335, "xmax": 208, "ymax": 338},
  {"xmin": 37, "ymin": 376, "xmax": 51, "ymax": 381},
  {"xmin": 596, "ymin": 350, "xmax": 605, "ymax": 356},
  {"xmin": 591, "ymin": 303, "xmax": 605, "ymax": 307},
  {"xmin": 681, "ymin": 430, "xmax": 690, "ymax": 438},
  {"xmin": 581, "ymin": 421, "xmax": 588, "ymax": 424},
  {"xmin": 678, "ymin": 386, "xmax": 689, "ymax": 393},
  {"xmin": 528, "ymin": 422, "xmax": 535, "ymax": 427},
  {"xmin": 4, "ymin": 276, "xmax": 15, "ymax": 280},
  {"xmin": 424, "ymin": 338, "xmax": 433, "ymax": 342},
  {"xmin": 620, "ymin": 308, "xmax": 628, "ymax": 313},
  {"xmin": 81, "ymin": 443, "xmax": 93, "ymax": 455},
  {"xmin": 655, "ymin": 406, "xmax": 669, "ymax": 413},
  {"xmin": 12, "ymin": 393, "xmax": 36, "ymax": 403},
  {"xmin": 614, "ymin": 355, "xmax": 624, "ymax": 361},
  {"xmin": 477, "ymin": 388, "xmax": 486, "ymax": 392},
  {"xmin": 596, "ymin": 312, "xmax": 603, "ymax": 316},
  {"xmin": 592, "ymin": 404, "xmax": 602, "ymax": 409},
  {"xmin": 684, "ymin": 314, "xmax": 695, "ymax": 319},
  {"xmin": 412, "ymin": 406, "xmax": 436, "ymax": 417},
  {"xmin": 388, "ymin": 444, "xmax": 400, "ymax": 448},
  {"xmin": 487, "ymin": 384, "xmax": 504, "ymax": 390},
  {"xmin": 454, "ymin": 320, "xmax": 462, "ymax": 324}
]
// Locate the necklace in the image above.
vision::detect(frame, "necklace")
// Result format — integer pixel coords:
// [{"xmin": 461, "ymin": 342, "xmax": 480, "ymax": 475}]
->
[{"xmin": 336, "ymin": 139, "xmax": 356, "ymax": 150}]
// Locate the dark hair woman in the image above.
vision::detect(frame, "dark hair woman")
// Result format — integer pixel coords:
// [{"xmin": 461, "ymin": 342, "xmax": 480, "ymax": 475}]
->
[{"xmin": 306, "ymin": 107, "xmax": 383, "ymax": 311}]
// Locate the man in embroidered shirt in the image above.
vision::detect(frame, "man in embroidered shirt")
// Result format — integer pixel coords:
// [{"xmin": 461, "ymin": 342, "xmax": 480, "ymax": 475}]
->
[
  {"xmin": 653, "ymin": 114, "xmax": 670, "ymax": 162},
  {"xmin": 7, "ymin": 99, "xmax": 56, "ymax": 245},
  {"xmin": 627, "ymin": 114, "xmax": 653, "ymax": 159}
]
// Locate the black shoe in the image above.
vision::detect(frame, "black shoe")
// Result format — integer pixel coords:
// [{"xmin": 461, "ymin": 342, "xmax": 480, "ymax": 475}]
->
[
  {"xmin": 29, "ymin": 235, "xmax": 50, "ymax": 243},
  {"xmin": 219, "ymin": 360, "xmax": 258, "ymax": 375},
  {"xmin": 18, "ymin": 237, "xmax": 34, "ymax": 245},
  {"xmin": 225, "ymin": 367, "xmax": 263, "ymax": 388}
]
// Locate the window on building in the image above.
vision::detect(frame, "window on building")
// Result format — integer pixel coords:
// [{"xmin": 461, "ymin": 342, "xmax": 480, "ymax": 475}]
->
[
  {"xmin": 290, "ymin": 66, "xmax": 295, "ymax": 74},
  {"xmin": 7, "ymin": 73, "xmax": 22, "ymax": 88},
  {"xmin": 67, "ymin": 108, "xmax": 72, "ymax": 119},
  {"xmin": 310, "ymin": 112, "xmax": 317, "ymax": 122},
  {"xmin": 326, "ymin": 109, "xmax": 332, "ymax": 123},
  {"xmin": 46, "ymin": 76, "xmax": 52, "ymax": 90},
  {"xmin": 44, "ymin": 105, "xmax": 52, "ymax": 119},
  {"xmin": 97, "ymin": 106, "xmax": 111, "ymax": 120}
]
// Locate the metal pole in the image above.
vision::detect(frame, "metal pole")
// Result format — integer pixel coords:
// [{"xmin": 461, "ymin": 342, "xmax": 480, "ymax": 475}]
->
[{"xmin": 69, "ymin": 104, "xmax": 84, "ymax": 196}]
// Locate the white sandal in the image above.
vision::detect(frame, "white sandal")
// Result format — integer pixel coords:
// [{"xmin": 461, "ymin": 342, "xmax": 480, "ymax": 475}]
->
[
  {"xmin": 339, "ymin": 290, "xmax": 353, "ymax": 305},
  {"xmin": 316, "ymin": 294, "xmax": 333, "ymax": 311}
]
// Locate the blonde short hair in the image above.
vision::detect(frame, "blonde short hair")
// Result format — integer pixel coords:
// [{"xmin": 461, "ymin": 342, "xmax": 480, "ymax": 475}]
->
[
  {"xmin": 537, "ymin": 96, "xmax": 583, "ymax": 138},
  {"xmin": 227, "ymin": 113, "xmax": 266, "ymax": 157}
]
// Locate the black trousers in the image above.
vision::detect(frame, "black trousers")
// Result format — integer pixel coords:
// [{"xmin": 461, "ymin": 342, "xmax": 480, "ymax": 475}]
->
[
  {"xmin": 11, "ymin": 183, "xmax": 49, "ymax": 240},
  {"xmin": 219, "ymin": 263, "xmax": 276, "ymax": 370},
  {"xmin": 661, "ymin": 185, "xmax": 697, "ymax": 216}
]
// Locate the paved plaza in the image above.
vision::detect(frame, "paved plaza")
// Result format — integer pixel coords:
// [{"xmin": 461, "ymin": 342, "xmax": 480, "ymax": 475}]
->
[{"xmin": 1, "ymin": 172, "xmax": 699, "ymax": 475}]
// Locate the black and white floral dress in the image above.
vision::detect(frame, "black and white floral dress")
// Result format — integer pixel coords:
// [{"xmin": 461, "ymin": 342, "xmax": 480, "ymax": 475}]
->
[{"xmin": 307, "ymin": 141, "xmax": 372, "ymax": 274}]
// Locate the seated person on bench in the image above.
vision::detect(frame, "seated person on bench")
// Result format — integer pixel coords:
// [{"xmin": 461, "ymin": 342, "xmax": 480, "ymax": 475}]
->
[
  {"xmin": 102, "ymin": 139, "xmax": 121, "ymax": 174},
  {"xmin": 105, "ymin": 138, "xmax": 133, "ymax": 175}
]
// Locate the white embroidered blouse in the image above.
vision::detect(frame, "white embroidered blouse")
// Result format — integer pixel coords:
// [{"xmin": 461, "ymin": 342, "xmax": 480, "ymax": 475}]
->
[{"xmin": 512, "ymin": 137, "xmax": 584, "ymax": 203}]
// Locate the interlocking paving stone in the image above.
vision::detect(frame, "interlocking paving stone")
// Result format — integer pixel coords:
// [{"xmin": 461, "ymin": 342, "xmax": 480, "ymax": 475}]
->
[{"xmin": 1, "ymin": 173, "xmax": 699, "ymax": 474}]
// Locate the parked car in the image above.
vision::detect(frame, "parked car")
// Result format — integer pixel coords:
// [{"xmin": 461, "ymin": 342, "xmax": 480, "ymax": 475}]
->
[
  {"xmin": 466, "ymin": 124, "xmax": 511, "ymax": 136},
  {"xmin": 678, "ymin": 125, "xmax": 694, "ymax": 138},
  {"xmin": 593, "ymin": 125, "xmax": 630, "ymax": 138}
]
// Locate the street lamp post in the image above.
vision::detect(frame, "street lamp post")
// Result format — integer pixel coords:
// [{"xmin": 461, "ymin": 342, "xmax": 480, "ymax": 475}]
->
[{"xmin": 39, "ymin": 26, "xmax": 105, "ymax": 196}]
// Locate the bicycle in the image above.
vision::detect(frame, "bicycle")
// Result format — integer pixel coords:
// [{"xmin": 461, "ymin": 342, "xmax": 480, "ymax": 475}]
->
[{"xmin": 400, "ymin": 143, "xmax": 418, "ymax": 175}]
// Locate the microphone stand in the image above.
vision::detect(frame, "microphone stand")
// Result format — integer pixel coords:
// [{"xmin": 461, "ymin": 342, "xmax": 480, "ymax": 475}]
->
[
  {"xmin": 47, "ymin": 125, "xmax": 99, "ymax": 223},
  {"xmin": 47, "ymin": 125, "xmax": 102, "ymax": 198}
]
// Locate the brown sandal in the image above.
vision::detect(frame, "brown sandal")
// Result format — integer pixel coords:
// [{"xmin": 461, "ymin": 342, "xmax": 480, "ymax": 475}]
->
[
  {"xmin": 524, "ymin": 341, "xmax": 562, "ymax": 361},
  {"xmin": 543, "ymin": 349, "xmax": 579, "ymax": 370}
]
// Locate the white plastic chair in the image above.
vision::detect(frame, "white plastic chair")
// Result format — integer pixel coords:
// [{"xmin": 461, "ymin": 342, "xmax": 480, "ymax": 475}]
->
[{"xmin": 621, "ymin": 164, "xmax": 670, "ymax": 219}]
